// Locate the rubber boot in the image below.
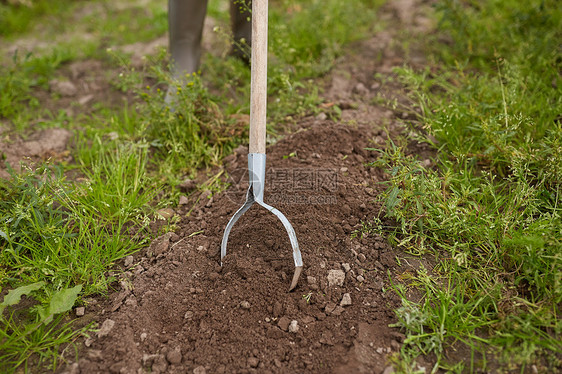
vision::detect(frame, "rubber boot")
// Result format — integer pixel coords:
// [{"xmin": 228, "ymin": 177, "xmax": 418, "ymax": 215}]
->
[
  {"xmin": 230, "ymin": 0, "xmax": 252, "ymax": 63},
  {"xmin": 168, "ymin": 0, "xmax": 209, "ymax": 79}
]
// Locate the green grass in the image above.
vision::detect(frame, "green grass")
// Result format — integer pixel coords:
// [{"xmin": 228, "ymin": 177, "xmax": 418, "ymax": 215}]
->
[
  {"xmin": 0, "ymin": 0, "xmax": 168, "ymax": 63},
  {"xmin": 371, "ymin": 0, "xmax": 562, "ymax": 371},
  {"xmin": 0, "ymin": 0, "xmax": 77, "ymax": 37},
  {"xmin": 80, "ymin": 3, "xmax": 168, "ymax": 46},
  {"xmin": 269, "ymin": 0, "xmax": 381, "ymax": 78},
  {"xmin": 0, "ymin": 147, "xmax": 157, "ymax": 279},
  {"xmin": 267, "ymin": 0, "xmax": 383, "ymax": 120}
]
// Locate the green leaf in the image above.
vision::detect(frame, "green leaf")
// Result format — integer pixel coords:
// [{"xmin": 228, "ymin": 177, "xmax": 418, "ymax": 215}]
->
[
  {"xmin": 386, "ymin": 186, "xmax": 401, "ymax": 215},
  {"xmin": 39, "ymin": 284, "xmax": 82, "ymax": 323},
  {"xmin": 0, "ymin": 281, "xmax": 45, "ymax": 315},
  {"xmin": 0, "ymin": 228, "xmax": 8, "ymax": 241},
  {"xmin": 49, "ymin": 285, "xmax": 82, "ymax": 315},
  {"xmin": 37, "ymin": 305, "xmax": 50, "ymax": 322}
]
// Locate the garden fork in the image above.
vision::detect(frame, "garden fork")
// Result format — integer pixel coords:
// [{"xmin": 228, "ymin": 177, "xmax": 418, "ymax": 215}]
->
[{"xmin": 220, "ymin": 0, "xmax": 303, "ymax": 291}]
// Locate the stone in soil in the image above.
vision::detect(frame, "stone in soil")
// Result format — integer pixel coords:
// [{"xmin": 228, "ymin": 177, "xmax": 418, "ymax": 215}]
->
[
  {"xmin": 97, "ymin": 319, "xmax": 115, "ymax": 338},
  {"xmin": 327, "ymin": 269, "xmax": 346, "ymax": 287},
  {"xmin": 247, "ymin": 357, "xmax": 259, "ymax": 368},
  {"xmin": 27, "ymin": 128, "xmax": 72, "ymax": 156},
  {"xmin": 166, "ymin": 347, "xmax": 182, "ymax": 365},
  {"xmin": 289, "ymin": 320, "xmax": 299, "ymax": 333},
  {"xmin": 124, "ymin": 255, "xmax": 134, "ymax": 267},
  {"xmin": 277, "ymin": 316, "xmax": 291, "ymax": 332},
  {"xmin": 179, "ymin": 179, "xmax": 197, "ymax": 192},
  {"xmin": 353, "ymin": 82, "xmax": 370, "ymax": 95},
  {"xmin": 68, "ymin": 362, "xmax": 79, "ymax": 374},
  {"xmin": 78, "ymin": 94, "xmax": 94, "ymax": 105},
  {"xmin": 149, "ymin": 233, "xmax": 172, "ymax": 256},
  {"xmin": 273, "ymin": 301, "xmax": 283, "ymax": 317},
  {"xmin": 331, "ymin": 306, "xmax": 345, "ymax": 316},
  {"xmin": 240, "ymin": 300, "xmax": 251, "ymax": 309},
  {"xmin": 324, "ymin": 302, "xmax": 337, "ymax": 314},
  {"xmin": 340, "ymin": 293, "xmax": 352, "ymax": 306},
  {"xmin": 142, "ymin": 354, "xmax": 159, "ymax": 366},
  {"xmin": 50, "ymin": 79, "xmax": 77, "ymax": 96},
  {"xmin": 152, "ymin": 355, "xmax": 168, "ymax": 372},
  {"xmin": 383, "ymin": 366, "xmax": 395, "ymax": 374}
]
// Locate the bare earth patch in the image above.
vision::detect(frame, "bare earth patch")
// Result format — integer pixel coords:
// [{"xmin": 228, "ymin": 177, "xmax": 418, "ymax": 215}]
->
[{"xmin": 0, "ymin": 127, "xmax": 72, "ymax": 179}]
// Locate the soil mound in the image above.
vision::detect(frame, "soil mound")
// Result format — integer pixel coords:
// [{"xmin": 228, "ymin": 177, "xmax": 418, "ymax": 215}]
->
[{"xmin": 74, "ymin": 120, "xmax": 405, "ymax": 374}]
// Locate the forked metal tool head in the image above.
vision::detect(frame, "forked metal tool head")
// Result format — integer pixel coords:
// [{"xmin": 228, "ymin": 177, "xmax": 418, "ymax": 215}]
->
[{"xmin": 221, "ymin": 153, "xmax": 303, "ymax": 291}]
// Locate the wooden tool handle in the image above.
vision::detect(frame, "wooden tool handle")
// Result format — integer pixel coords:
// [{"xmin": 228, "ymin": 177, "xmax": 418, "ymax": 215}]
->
[{"xmin": 249, "ymin": 0, "xmax": 267, "ymax": 154}]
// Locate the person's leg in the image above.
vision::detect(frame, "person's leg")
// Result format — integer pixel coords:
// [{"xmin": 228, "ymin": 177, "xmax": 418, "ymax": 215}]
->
[
  {"xmin": 168, "ymin": 0, "xmax": 209, "ymax": 78},
  {"xmin": 230, "ymin": 0, "xmax": 251, "ymax": 63}
]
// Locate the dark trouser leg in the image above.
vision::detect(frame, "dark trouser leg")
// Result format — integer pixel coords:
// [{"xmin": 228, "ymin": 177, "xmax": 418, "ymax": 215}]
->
[
  {"xmin": 230, "ymin": 0, "xmax": 251, "ymax": 62},
  {"xmin": 168, "ymin": 0, "xmax": 209, "ymax": 78}
]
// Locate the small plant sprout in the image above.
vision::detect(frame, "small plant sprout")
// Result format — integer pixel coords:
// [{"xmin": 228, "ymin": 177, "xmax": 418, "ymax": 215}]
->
[{"xmin": 283, "ymin": 151, "xmax": 297, "ymax": 159}]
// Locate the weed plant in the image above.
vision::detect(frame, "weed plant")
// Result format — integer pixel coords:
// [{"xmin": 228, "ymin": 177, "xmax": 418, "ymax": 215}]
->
[{"xmin": 374, "ymin": 0, "xmax": 562, "ymax": 371}]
